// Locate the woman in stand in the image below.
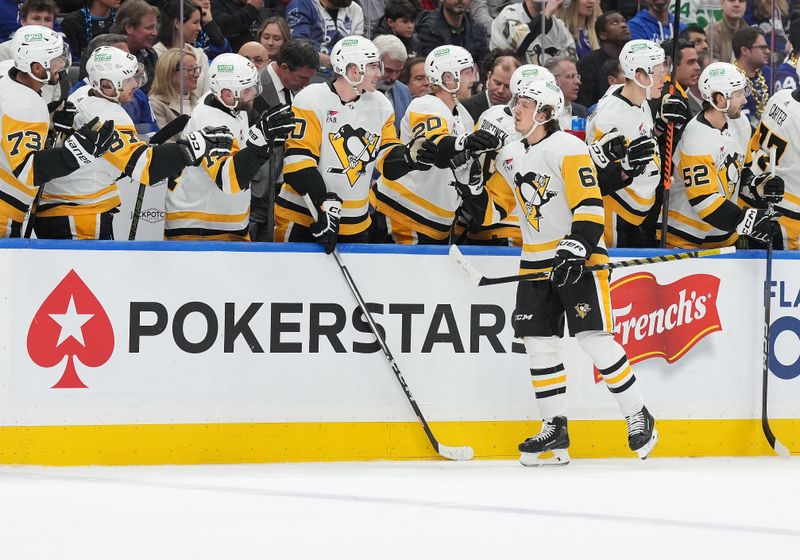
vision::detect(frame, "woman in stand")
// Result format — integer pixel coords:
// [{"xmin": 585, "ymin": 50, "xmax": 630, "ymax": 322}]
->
[
  {"xmin": 153, "ymin": 0, "xmax": 211, "ymax": 96},
  {"xmin": 148, "ymin": 48, "xmax": 200, "ymax": 139}
]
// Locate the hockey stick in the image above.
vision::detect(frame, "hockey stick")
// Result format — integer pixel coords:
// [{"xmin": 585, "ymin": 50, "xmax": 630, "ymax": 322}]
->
[
  {"xmin": 304, "ymin": 194, "xmax": 474, "ymax": 461},
  {"xmin": 129, "ymin": 114, "xmax": 191, "ymax": 240},
  {"xmin": 449, "ymin": 244, "xmax": 735, "ymax": 287},
  {"xmin": 761, "ymin": 146, "xmax": 790, "ymax": 457},
  {"xmin": 23, "ymin": 128, "xmax": 61, "ymax": 239},
  {"xmin": 658, "ymin": 0, "xmax": 683, "ymax": 248}
]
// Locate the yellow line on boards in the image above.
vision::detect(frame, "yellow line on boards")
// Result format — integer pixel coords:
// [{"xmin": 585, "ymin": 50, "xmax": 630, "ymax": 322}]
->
[{"xmin": 0, "ymin": 419, "xmax": 795, "ymax": 466}]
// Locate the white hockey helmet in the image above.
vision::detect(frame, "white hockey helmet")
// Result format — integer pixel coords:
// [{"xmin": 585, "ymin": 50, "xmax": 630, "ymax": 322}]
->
[
  {"xmin": 698, "ymin": 62, "xmax": 750, "ymax": 111},
  {"xmin": 209, "ymin": 53, "xmax": 262, "ymax": 108},
  {"xmin": 11, "ymin": 25, "xmax": 70, "ymax": 83},
  {"xmin": 425, "ymin": 45, "xmax": 474, "ymax": 93},
  {"xmin": 86, "ymin": 46, "xmax": 147, "ymax": 101},
  {"xmin": 509, "ymin": 64, "xmax": 556, "ymax": 96},
  {"xmin": 512, "ymin": 80, "xmax": 565, "ymax": 137},
  {"xmin": 620, "ymin": 39, "xmax": 669, "ymax": 99},
  {"xmin": 331, "ymin": 36, "xmax": 382, "ymax": 88}
]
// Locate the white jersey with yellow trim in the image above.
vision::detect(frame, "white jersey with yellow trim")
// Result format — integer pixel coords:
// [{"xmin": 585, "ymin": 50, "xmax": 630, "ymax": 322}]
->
[
  {"xmin": 40, "ymin": 86, "xmax": 142, "ymax": 218},
  {"xmin": 164, "ymin": 92, "xmax": 250, "ymax": 239},
  {"xmin": 471, "ymin": 104, "xmax": 523, "ymax": 244},
  {"xmin": 277, "ymin": 82, "xmax": 399, "ymax": 236},
  {"xmin": 372, "ymin": 94, "xmax": 474, "ymax": 242},
  {"xmin": 486, "ymin": 131, "xmax": 608, "ymax": 276},
  {"xmin": 749, "ymin": 90, "xmax": 800, "ymax": 217},
  {"xmin": 663, "ymin": 112, "xmax": 751, "ymax": 248},
  {"xmin": 586, "ymin": 84, "xmax": 661, "ymax": 246},
  {"xmin": 0, "ymin": 71, "xmax": 50, "ymax": 226}
]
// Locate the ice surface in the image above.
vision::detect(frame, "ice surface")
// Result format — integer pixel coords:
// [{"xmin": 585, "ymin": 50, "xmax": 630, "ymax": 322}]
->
[{"xmin": 0, "ymin": 458, "xmax": 797, "ymax": 559}]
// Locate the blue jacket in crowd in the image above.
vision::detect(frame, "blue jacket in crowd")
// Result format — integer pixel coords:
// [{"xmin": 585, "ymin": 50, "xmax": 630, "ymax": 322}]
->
[{"xmin": 627, "ymin": 10, "xmax": 685, "ymax": 43}]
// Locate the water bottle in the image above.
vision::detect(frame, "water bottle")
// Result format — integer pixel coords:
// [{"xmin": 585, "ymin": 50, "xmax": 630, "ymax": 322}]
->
[{"xmin": 571, "ymin": 116, "xmax": 586, "ymax": 141}]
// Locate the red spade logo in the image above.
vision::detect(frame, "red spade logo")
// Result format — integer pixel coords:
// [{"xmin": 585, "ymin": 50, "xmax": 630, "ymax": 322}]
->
[{"xmin": 26, "ymin": 270, "xmax": 115, "ymax": 388}]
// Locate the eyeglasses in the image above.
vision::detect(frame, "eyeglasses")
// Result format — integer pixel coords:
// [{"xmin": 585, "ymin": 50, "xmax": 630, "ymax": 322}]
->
[
  {"xmin": 177, "ymin": 65, "xmax": 202, "ymax": 76},
  {"xmin": 555, "ymin": 73, "xmax": 580, "ymax": 80},
  {"xmin": 245, "ymin": 56, "xmax": 267, "ymax": 66},
  {"xmin": 750, "ymin": 44, "xmax": 770, "ymax": 51}
]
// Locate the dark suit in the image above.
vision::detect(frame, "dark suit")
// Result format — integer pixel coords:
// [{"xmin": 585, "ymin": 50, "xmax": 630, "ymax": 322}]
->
[
  {"xmin": 249, "ymin": 66, "xmax": 288, "ymax": 242},
  {"xmin": 462, "ymin": 91, "xmax": 490, "ymax": 122}
]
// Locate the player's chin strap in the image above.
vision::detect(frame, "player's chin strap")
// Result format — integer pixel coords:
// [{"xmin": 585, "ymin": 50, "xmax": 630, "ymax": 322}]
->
[
  {"xmin": 633, "ymin": 72, "xmax": 656, "ymax": 100},
  {"xmin": 342, "ymin": 71, "xmax": 366, "ymax": 95}
]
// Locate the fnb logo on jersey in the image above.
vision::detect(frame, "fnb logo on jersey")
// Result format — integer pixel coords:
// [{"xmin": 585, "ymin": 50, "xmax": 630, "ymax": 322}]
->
[
  {"xmin": 600, "ymin": 272, "xmax": 722, "ymax": 381},
  {"xmin": 26, "ymin": 270, "xmax": 115, "ymax": 389}
]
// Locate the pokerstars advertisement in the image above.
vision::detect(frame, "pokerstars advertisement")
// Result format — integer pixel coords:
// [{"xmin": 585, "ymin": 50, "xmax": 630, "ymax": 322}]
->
[{"xmin": 2, "ymin": 246, "xmax": 799, "ymax": 426}]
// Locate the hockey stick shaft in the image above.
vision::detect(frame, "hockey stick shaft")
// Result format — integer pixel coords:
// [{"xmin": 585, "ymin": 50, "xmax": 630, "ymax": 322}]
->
[
  {"xmin": 659, "ymin": 0, "xmax": 683, "ymax": 249},
  {"xmin": 305, "ymin": 195, "xmax": 473, "ymax": 460},
  {"xmin": 451, "ymin": 245, "xmax": 735, "ymax": 287},
  {"xmin": 24, "ymin": 128, "xmax": 62, "ymax": 238},
  {"xmin": 762, "ymin": 147, "xmax": 790, "ymax": 457}
]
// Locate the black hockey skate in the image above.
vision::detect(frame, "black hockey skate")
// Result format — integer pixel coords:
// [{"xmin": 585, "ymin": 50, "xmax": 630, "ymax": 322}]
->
[
  {"xmin": 626, "ymin": 405, "xmax": 658, "ymax": 460},
  {"xmin": 518, "ymin": 416, "xmax": 570, "ymax": 466}
]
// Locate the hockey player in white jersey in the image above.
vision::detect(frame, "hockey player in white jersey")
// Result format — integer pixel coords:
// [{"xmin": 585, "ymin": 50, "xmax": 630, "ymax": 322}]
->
[
  {"xmin": 165, "ymin": 53, "xmax": 295, "ymax": 241},
  {"xmin": 745, "ymin": 88, "xmax": 798, "ymax": 248},
  {"xmin": 660, "ymin": 62, "xmax": 782, "ymax": 249},
  {"xmin": 276, "ymin": 36, "xmax": 431, "ymax": 252},
  {"xmin": 0, "ymin": 25, "xmax": 117, "ymax": 238},
  {"xmin": 36, "ymin": 46, "xmax": 236, "ymax": 240},
  {"xmin": 586, "ymin": 39, "xmax": 668, "ymax": 247},
  {"xmin": 465, "ymin": 80, "xmax": 657, "ymax": 465},
  {"xmin": 466, "ymin": 64, "xmax": 626, "ymax": 245},
  {"xmin": 371, "ymin": 45, "xmax": 500, "ymax": 244}
]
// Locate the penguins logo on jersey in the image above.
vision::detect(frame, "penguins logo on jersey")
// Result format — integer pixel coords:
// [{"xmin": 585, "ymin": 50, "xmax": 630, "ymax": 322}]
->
[
  {"xmin": 721, "ymin": 152, "xmax": 744, "ymax": 198},
  {"xmin": 575, "ymin": 303, "xmax": 591, "ymax": 319},
  {"xmin": 514, "ymin": 171, "xmax": 557, "ymax": 231},
  {"xmin": 327, "ymin": 125, "xmax": 380, "ymax": 186}
]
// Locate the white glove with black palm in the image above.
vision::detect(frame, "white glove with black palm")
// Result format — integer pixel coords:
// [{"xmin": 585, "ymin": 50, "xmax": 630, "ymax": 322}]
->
[
  {"xmin": 735, "ymin": 206, "xmax": 780, "ymax": 243},
  {"xmin": 63, "ymin": 117, "xmax": 115, "ymax": 167},
  {"xmin": 621, "ymin": 136, "xmax": 657, "ymax": 178},
  {"xmin": 177, "ymin": 125, "xmax": 235, "ymax": 165},
  {"xmin": 588, "ymin": 127, "xmax": 626, "ymax": 168}
]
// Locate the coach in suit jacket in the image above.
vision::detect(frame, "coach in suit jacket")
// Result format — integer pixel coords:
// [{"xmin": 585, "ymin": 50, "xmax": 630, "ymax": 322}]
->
[
  {"xmin": 250, "ymin": 40, "xmax": 319, "ymax": 241},
  {"xmin": 462, "ymin": 52, "xmax": 520, "ymax": 122}
]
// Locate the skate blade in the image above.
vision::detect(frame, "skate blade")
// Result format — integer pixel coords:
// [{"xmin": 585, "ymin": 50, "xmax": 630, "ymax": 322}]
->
[
  {"xmin": 635, "ymin": 428, "xmax": 659, "ymax": 460},
  {"xmin": 519, "ymin": 449, "xmax": 570, "ymax": 467}
]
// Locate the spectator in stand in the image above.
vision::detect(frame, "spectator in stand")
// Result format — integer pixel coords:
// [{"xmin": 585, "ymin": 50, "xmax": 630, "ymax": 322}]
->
[
  {"xmin": 586, "ymin": 57, "xmax": 623, "ymax": 113},
  {"xmin": 257, "ymin": 16, "xmax": 291, "ymax": 64},
  {"xmin": 558, "ymin": 0, "xmax": 601, "ymax": 59},
  {"xmin": 627, "ymin": 0, "xmax": 685, "ymax": 43},
  {"xmin": 545, "ymin": 56, "xmax": 587, "ymax": 129},
  {"xmin": 373, "ymin": 0, "xmax": 418, "ymax": 56},
  {"xmin": 774, "ymin": 15, "xmax": 800, "ymax": 92},
  {"xmin": 239, "ymin": 41, "xmax": 270, "ymax": 71},
  {"xmin": 373, "ymin": 34, "xmax": 411, "ymax": 133},
  {"xmin": 193, "ymin": 0, "xmax": 231, "ymax": 61},
  {"xmin": 462, "ymin": 50, "xmax": 519, "ymax": 121},
  {"xmin": 707, "ymin": 0, "xmax": 747, "ymax": 63},
  {"xmin": 490, "ymin": 0, "xmax": 575, "ymax": 65},
  {"xmin": 69, "ymin": 33, "xmax": 160, "ymax": 135},
  {"xmin": 680, "ymin": 23, "xmax": 708, "ymax": 58},
  {"xmin": 61, "ymin": 0, "xmax": 119, "ymax": 64},
  {"xmin": 414, "ymin": 0, "xmax": 488, "ymax": 62},
  {"xmin": 212, "ymin": 0, "xmax": 282, "ymax": 53},
  {"xmin": 0, "ymin": 0, "xmax": 58, "ymax": 61},
  {"xmin": 148, "ymin": 48, "xmax": 200, "ymax": 137},
  {"xmin": 733, "ymin": 26, "xmax": 771, "ymax": 129},
  {"xmin": 110, "ymin": 0, "xmax": 159, "ymax": 93},
  {"xmin": 576, "ymin": 10, "xmax": 629, "ymax": 108},
  {"xmin": 286, "ymin": 0, "xmax": 364, "ymax": 76},
  {"xmin": 745, "ymin": 0, "xmax": 789, "ymax": 57},
  {"xmin": 153, "ymin": 0, "xmax": 211, "ymax": 96},
  {"xmin": 398, "ymin": 55, "xmax": 429, "ymax": 98},
  {"xmin": 251, "ymin": 39, "xmax": 319, "ymax": 241}
]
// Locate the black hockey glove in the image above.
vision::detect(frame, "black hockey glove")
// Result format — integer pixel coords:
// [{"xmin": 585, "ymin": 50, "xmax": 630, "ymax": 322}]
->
[
  {"xmin": 735, "ymin": 207, "xmax": 780, "ymax": 243},
  {"xmin": 51, "ymin": 100, "xmax": 78, "ymax": 136},
  {"xmin": 550, "ymin": 234, "xmax": 590, "ymax": 288},
  {"xmin": 743, "ymin": 167, "xmax": 785, "ymax": 205},
  {"xmin": 403, "ymin": 134, "xmax": 438, "ymax": 171},
  {"xmin": 177, "ymin": 125, "xmax": 234, "ymax": 165},
  {"xmin": 248, "ymin": 104, "xmax": 295, "ymax": 156},
  {"xmin": 310, "ymin": 192, "xmax": 342, "ymax": 254},
  {"xmin": 461, "ymin": 129, "xmax": 501, "ymax": 155},
  {"xmin": 63, "ymin": 117, "xmax": 115, "ymax": 167},
  {"xmin": 622, "ymin": 136, "xmax": 657, "ymax": 178},
  {"xmin": 449, "ymin": 151, "xmax": 483, "ymax": 197},
  {"xmin": 654, "ymin": 93, "xmax": 689, "ymax": 135},
  {"xmin": 588, "ymin": 127, "xmax": 626, "ymax": 169}
]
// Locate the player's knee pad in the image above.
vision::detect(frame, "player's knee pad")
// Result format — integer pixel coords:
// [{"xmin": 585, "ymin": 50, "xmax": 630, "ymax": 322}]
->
[
  {"xmin": 523, "ymin": 336, "xmax": 561, "ymax": 368},
  {"xmin": 574, "ymin": 330, "xmax": 626, "ymax": 369}
]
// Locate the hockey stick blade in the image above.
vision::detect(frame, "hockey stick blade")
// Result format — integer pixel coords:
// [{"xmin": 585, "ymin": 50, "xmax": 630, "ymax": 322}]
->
[
  {"xmin": 437, "ymin": 443, "xmax": 475, "ymax": 461},
  {"xmin": 448, "ymin": 244, "xmax": 483, "ymax": 286}
]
